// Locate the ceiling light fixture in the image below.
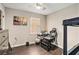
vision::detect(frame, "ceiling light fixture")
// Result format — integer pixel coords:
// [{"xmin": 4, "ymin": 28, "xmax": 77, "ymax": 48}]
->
[{"xmin": 34, "ymin": 3, "xmax": 46, "ymax": 10}]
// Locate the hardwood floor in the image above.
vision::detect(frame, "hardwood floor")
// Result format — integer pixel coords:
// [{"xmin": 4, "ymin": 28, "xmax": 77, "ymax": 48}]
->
[{"xmin": 8, "ymin": 44, "xmax": 62, "ymax": 55}]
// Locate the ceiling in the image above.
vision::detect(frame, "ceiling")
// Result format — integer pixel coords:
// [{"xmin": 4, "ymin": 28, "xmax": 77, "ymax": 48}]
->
[{"xmin": 3, "ymin": 3, "xmax": 74, "ymax": 15}]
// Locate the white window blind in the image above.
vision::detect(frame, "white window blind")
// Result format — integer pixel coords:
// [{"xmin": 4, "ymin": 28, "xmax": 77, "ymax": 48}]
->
[{"xmin": 30, "ymin": 17, "xmax": 40, "ymax": 34}]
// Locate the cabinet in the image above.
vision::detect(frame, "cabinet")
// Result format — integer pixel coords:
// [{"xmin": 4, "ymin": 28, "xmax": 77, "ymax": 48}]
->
[{"xmin": 0, "ymin": 30, "xmax": 9, "ymax": 54}]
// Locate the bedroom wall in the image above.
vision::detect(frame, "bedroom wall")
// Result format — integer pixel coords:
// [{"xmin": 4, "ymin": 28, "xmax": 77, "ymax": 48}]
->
[
  {"xmin": 5, "ymin": 8, "xmax": 46, "ymax": 47},
  {"xmin": 47, "ymin": 4, "xmax": 79, "ymax": 50},
  {"xmin": 0, "ymin": 3, "xmax": 5, "ymax": 30}
]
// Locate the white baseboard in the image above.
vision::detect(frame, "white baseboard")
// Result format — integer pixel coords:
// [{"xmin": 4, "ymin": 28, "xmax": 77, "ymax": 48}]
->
[
  {"xmin": 11, "ymin": 42, "xmax": 35, "ymax": 48},
  {"xmin": 30, "ymin": 42, "xmax": 35, "ymax": 45},
  {"xmin": 58, "ymin": 45, "xmax": 63, "ymax": 49},
  {"xmin": 11, "ymin": 43, "xmax": 26, "ymax": 48}
]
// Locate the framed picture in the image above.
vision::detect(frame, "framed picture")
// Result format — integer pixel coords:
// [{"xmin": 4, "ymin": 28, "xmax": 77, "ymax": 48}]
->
[{"xmin": 13, "ymin": 16, "xmax": 28, "ymax": 25}]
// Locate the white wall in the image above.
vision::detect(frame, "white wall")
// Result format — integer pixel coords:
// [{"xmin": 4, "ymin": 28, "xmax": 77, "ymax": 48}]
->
[
  {"xmin": 0, "ymin": 3, "xmax": 5, "ymax": 30},
  {"xmin": 47, "ymin": 4, "xmax": 79, "ymax": 50},
  {"xmin": 5, "ymin": 8, "xmax": 46, "ymax": 47}
]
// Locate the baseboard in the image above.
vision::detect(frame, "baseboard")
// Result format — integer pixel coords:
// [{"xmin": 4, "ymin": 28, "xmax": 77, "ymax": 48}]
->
[
  {"xmin": 30, "ymin": 42, "xmax": 35, "ymax": 45},
  {"xmin": 11, "ymin": 42, "xmax": 35, "ymax": 48},
  {"xmin": 58, "ymin": 45, "xmax": 63, "ymax": 49},
  {"xmin": 11, "ymin": 43, "xmax": 26, "ymax": 48}
]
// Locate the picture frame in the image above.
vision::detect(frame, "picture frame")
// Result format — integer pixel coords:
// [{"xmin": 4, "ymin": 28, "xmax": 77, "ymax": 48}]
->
[{"xmin": 13, "ymin": 16, "xmax": 28, "ymax": 25}]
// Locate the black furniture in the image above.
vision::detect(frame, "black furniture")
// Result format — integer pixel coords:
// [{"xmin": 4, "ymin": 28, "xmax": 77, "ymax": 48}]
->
[
  {"xmin": 63, "ymin": 17, "xmax": 79, "ymax": 55},
  {"xmin": 36, "ymin": 31, "xmax": 49, "ymax": 45},
  {"xmin": 40, "ymin": 37, "xmax": 56, "ymax": 51},
  {"xmin": 37, "ymin": 28, "xmax": 58, "ymax": 51}
]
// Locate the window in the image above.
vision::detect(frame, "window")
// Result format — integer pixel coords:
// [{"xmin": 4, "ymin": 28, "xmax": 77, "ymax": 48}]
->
[{"xmin": 30, "ymin": 17, "xmax": 40, "ymax": 34}]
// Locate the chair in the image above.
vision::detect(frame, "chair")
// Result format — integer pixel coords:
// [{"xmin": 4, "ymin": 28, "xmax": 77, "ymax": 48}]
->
[{"xmin": 37, "ymin": 28, "xmax": 58, "ymax": 51}]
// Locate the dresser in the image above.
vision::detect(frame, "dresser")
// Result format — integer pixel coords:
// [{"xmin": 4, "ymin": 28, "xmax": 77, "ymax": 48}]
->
[{"xmin": 0, "ymin": 30, "xmax": 9, "ymax": 55}]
